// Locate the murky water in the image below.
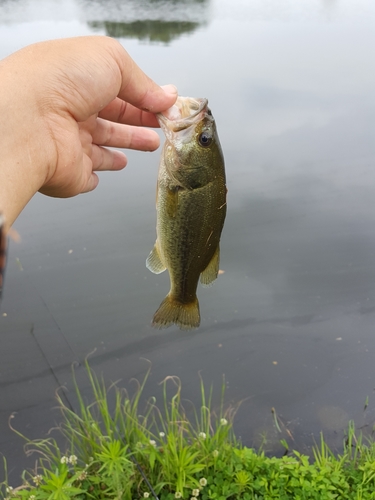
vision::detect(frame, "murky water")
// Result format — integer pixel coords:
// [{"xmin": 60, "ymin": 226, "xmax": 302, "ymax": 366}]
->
[{"xmin": 1, "ymin": 0, "xmax": 375, "ymax": 483}]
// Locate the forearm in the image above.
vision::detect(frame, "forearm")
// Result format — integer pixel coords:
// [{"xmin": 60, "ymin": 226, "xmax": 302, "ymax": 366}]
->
[
  {"xmin": 0, "ymin": 50, "xmax": 54, "ymax": 230},
  {"xmin": 0, "ymin": 95, "xmax": 46, "ymax": 231},
  {"xmin": 0, "ymin": 146, "xmax": 45, "ymax": 232}
]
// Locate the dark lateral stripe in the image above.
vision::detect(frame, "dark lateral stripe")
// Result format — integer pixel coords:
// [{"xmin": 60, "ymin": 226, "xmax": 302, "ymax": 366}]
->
[{"xmin": 0, "ymin": 214, "xmax": 6, "ymax": 303}]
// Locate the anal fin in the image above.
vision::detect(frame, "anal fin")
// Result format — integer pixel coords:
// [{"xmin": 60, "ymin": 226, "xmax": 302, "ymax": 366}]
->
[
  {"xmin": 200, "ymin": 245, "xmax": 220, "ymax": 287},
  {"xmin": 146, "ymin": 242, "xmax": 166, "ymax": 274}
]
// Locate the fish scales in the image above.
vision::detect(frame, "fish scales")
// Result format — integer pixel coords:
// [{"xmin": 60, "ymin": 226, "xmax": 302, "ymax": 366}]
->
[{"xmin": 146, "ymin": 96, "xmax": 227, "ymax": 330}]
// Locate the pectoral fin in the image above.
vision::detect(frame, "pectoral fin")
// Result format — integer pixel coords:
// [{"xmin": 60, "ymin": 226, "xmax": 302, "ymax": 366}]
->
[
  {"xmin": 146, "ymin": 242, "xmax": 166, "ymax": 274},
  {"xmin": 200, "ymin": 245, "xmax": 220, "ymax": 287}
]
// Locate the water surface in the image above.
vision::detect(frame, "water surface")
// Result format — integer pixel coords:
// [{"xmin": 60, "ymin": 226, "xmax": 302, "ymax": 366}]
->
[{"xmin": 1, "ymin": 0, "xmax": 375, "ymax": 483}]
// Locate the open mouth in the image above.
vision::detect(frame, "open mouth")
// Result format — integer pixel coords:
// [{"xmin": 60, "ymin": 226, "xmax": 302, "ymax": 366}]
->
[{"xmin": 158, "ymin": 96, "xmax": 208, "ymax": 132}]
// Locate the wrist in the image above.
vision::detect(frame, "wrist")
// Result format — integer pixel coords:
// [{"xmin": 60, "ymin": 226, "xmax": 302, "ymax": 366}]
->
[{"xmin": 0, "ymin": 54, "xmax": 51, "ymax": 228}]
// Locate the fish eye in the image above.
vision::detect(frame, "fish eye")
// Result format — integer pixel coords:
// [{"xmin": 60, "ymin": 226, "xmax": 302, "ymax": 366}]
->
[{"xmin": 198, "ymin": 132, "xmax": 212, "ymax": 148}]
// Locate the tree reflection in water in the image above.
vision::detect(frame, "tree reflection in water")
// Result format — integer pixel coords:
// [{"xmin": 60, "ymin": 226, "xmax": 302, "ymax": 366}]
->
[
  {"xmin": 88, "ymin": 20, "xmax": 201, "ymax": 43},
  {"xmin": 79, "ymin": 0, "xmax": 210, "ymax": 43}
]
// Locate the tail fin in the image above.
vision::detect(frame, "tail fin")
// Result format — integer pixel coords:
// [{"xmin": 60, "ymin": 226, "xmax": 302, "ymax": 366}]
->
[{"xmin": 152, "ymin": 294, "xmax": 200, "ymax": 330}]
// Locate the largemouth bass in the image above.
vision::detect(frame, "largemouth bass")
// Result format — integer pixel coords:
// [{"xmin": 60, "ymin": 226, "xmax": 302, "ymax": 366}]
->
[{"xmin": 146, "ymin": 96, "xmax": 227, "ymax": 330}]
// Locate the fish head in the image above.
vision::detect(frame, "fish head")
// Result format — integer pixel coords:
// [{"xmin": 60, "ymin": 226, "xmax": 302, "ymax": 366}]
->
[{"xmin": 157, "ymin": 96, "xmax": 224, "ymax": 189}]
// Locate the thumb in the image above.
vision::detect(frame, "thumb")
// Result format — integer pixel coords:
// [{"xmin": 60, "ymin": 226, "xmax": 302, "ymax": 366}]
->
[{"xmin": 113, "ymin": 44, "xmax": 178, "ymax": 113}]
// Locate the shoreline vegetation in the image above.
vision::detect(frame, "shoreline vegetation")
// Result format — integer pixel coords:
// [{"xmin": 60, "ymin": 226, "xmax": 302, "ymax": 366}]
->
[{"xmin": 1, "ymin": 362, "xmax": 375, "ymax": 500}]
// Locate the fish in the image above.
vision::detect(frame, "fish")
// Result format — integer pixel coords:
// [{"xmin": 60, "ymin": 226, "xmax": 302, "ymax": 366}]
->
[{"xmin": 146, "ymin": 96, "xmax": 227, "ymax": 330}]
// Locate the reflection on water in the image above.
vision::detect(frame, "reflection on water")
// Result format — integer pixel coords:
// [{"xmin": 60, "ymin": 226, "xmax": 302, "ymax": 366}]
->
[
  {"xmin": 89, "ymin": 20, "xmax": 201, "ymax": 43},
  {"xmin": 78, "ymin": 0, "xmax": 210, "ymax": 21},
  {"xmin": 0, "ymin": 0, "xmax": 211, "ymax": 43},
  {"xmin": 81, "ymin": 0, "xmax": 210, "ymax": 42}
]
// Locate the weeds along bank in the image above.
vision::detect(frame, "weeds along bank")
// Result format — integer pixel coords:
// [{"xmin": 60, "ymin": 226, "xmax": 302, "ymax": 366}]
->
[{"xmin": 1, "ymin": 363, "xmax": 375, "ymax": 500}]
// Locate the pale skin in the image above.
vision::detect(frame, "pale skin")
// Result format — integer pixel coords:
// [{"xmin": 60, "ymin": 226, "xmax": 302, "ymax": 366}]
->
[{"xmin": 0, "ymin": 36, "xmax": 178, "ymax": 232}]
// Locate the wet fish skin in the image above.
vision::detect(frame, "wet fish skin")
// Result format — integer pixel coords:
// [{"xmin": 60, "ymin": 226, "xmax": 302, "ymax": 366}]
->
[{"xmin": 146, "ymin": 97, "xmax": 226, "ymax": 330}]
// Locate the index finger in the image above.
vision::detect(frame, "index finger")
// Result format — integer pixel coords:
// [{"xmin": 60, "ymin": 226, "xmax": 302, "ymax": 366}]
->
[{"xmin": 99, "ymin": 97, "xmax": 160, "ymax": 127}]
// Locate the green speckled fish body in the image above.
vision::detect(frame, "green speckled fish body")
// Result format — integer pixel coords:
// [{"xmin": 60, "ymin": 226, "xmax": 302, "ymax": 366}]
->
[{"xmin": 146, "ymin": 96, "xmax": 227, "ymax": 330}]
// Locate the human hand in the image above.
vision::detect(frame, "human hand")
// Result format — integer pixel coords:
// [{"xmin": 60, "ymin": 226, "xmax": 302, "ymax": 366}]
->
[{"xmin": 0, "ymin": 36, "xmax": 178, "ymax": 226}]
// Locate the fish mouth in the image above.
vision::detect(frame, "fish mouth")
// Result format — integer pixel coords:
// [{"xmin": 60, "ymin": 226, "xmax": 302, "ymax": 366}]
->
[{"xmin": 157, "ymin": 96, "xmax": 208, "ymax": 133}]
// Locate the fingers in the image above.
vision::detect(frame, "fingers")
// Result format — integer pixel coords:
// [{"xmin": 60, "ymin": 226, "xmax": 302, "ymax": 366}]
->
[
  {"xmin": 99, "ymin": 84, "xmax": 177, "ymax": 127},
  {"xmin": 81, "ymin": 172, "xmax": 99, "ymax": 194},
  {"xmin": 91, "ymin": 145, "xmax": 127, "ymax": 173},
  {"xmin": 91, "ymin": 117, "xmax": 160, "ymax": 151},
  {"xmin": 99, "ymin": 98, "xmax": 160, "ymax": 127},
  {"xmin": 76, "ymin": 148, "xmax": 127, "ymax": 195},
  {"xmin": 31, "ymin": 37, "xmax": 177, "ymax": 122},
  {"xmin": 110, "ymin": 40, "xmax": 178, "ymax": 113},
  {"xmin": 39, "ymin": 146, "xmax": 127, "ymax": 198}
]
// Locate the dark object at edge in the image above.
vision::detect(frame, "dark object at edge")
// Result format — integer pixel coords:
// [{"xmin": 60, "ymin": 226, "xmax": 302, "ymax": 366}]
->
[{"xmin": 0, "ymin": 213, "xmax": 6, "ymax": 305}]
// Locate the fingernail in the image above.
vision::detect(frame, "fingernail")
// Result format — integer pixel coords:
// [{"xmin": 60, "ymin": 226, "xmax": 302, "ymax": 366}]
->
[{"xmin": 161, "ymin": 84, "xmax": 178, "ymax": 95}]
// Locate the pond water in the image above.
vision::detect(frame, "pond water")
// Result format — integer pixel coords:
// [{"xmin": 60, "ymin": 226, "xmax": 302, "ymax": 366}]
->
[{"xmin": 1, "ymin": 0, "xmax": 375, "ymax": 484}]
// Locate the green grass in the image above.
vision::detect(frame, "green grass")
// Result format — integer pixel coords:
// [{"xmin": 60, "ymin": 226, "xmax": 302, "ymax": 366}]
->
[{"xmin": 2, "ymin": 361, "xmax": 375, "ymax": 500}]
